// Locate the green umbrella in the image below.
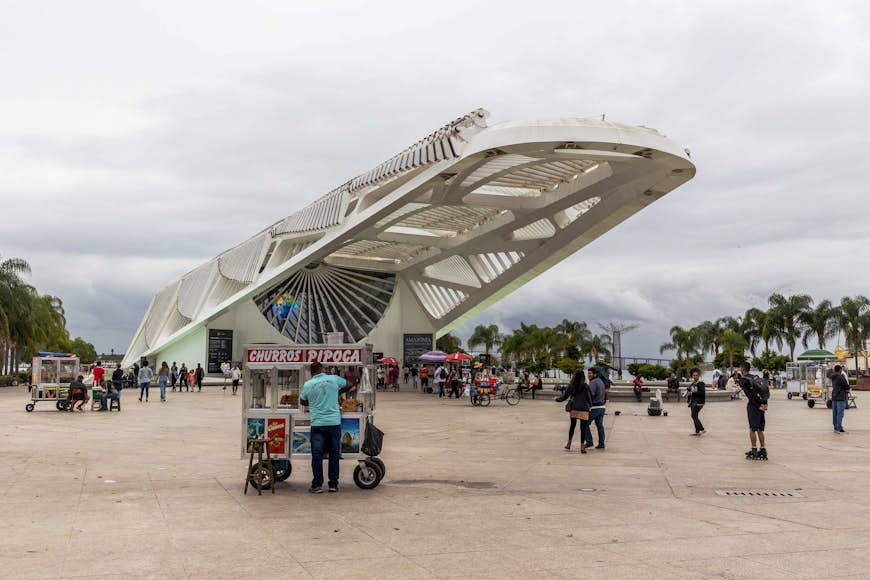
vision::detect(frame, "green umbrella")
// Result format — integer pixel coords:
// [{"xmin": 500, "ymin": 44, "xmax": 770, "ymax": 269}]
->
[{"xmin": 796, "ymin": 349, "xmax": 839, "ymax": 361}]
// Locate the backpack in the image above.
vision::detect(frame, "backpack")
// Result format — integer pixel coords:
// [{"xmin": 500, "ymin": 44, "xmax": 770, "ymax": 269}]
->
[
  {"xmin": 748, "ymin": 374, "xmax": 770, "ymax": 403},
  {"xmin": 439, "ymin": 368, "xmax": 447, "ymax": 380}
]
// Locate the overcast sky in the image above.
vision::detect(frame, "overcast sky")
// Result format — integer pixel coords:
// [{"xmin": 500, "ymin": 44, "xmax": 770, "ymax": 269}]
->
[{"xmin": 2, "ymin": 1, "xmax": 869, "ymax": 358}]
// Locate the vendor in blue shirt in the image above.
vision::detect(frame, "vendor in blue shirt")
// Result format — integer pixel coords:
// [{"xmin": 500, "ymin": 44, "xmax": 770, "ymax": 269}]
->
[{"xmin": 300, "ymin": 361, "xmax": 351, "ymax": 493}]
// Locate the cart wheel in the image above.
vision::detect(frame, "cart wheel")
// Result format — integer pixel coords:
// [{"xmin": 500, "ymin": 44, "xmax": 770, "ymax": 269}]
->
[
  {"xmin": 787, "ymin": 393, "xmax": 793, "ymax": 400},
  {"xmin": 353, "ymin": 462, "xmax": 382, "ymax": 489},
  {"xmin": 808, "ymin": 399, "xmax": 815, "ymax": 408},
  {"xmin": 25, "ymin": 403, "xmax": 34, "ymax": 412},
  {"xmin": 368, "ymin": 457, "xmax": 386, "ymax": 478},
  {"xmin": 272, "ymin": 460, "xmax": 292, "ymax": 482},
  {"xmin": 826, "ymin": 400, "xmax": 832, "ymax": 409},
  {"xmin": 802, "ymin": 393, "xmax": 807, "ymax": 400},
  {"xmin": 479, "ymin": 393, "xmax": 491, "ymax": 407},
  {"xmin": 58, "ymin": 400, "xmax": 70, "ymax": 411},
  {"xmin": 248, "ymin": 460, "xmax": 274, "ymax": 491},
  {"xmin": 56, "ymin": 400, "xmax": 65, "ymax": 410},
  {"xmin": 505, "ymin": 390, "xmax": 520, "ymax": 406}
]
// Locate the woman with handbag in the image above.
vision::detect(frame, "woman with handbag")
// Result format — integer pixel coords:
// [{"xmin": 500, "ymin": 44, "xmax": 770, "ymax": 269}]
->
[{"xmin": 555, "ymin": 369, "xmax": 593, "ymax": 453}]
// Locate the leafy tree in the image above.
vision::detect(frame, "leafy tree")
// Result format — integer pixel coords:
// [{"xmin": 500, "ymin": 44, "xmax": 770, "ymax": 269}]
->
[
  {"xmin": 799, "ymin": 299, "xmax": 839, "ymax": 351},
  {"xmin": 768, "ymin": 293, "xmax": 813, "ymax": 360},
  {"xmin": 627, "ymin": 363, "xmax": 670, "ymax": 380},
  {"xmin": 436, "ymin": 332, "xmax": 463, "ymax": 354},
  {"xmin": 751, "ymin": 350, "xmax": 790, "ymax": 372},
  {"xmin": 70, "ymin": 337, "xmax": 97, "ymax": 364},
  {"xmin": 467, "ymin": 324, "xmax": 502, "ymax": 356},
  {"xmin": 555, "ymin": 319, "xmax": 591, "ymax": 356},
  {"xmin": 585, "ymin": 334, "xmax": 612, "ymax": 365},
  {"xmin": 555, "ymin": 357, "xmax": 584, "ymax": 376},
  {"xmin": 659, "ymin": 325, "xmax": 700, "ymax": 378},
  {"xmin": 743, "ymin": 307, "xmax": 783, "ymax": 355}
]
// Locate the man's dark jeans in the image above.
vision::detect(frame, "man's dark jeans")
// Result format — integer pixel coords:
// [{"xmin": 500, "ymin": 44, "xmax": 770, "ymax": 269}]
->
[
  {"xmin": 311, "ymin": 424, "xmax": 342, "ymax": 489},
  {"xmin": 585, "ymin": 407, "xmax": 606, "ymax": 447}
]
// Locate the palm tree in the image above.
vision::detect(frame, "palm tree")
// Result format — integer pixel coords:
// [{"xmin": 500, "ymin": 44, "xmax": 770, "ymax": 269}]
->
[
  {"xmin": 718, "ymin": 329, "xmax": 748, "ymax": 373},
  {"xmin": 743, "ymin": 307, "xmax": 783, "ymax": 355},
  {"xmin": 555, "ymin": 319, "xmax": 591, "ymax": 352},
  {"xmin": 0, "ymin": 256, "xmax": 32, "ymax": 374},
  {"xmin": 768, "ymin": 293, "xmax": 813, "ymax": 361},
  {"xmin": 799, "ymin": 299, "xmax": 839, "ymax": 351},
  {"xmin": 585, "ymin": 334, "xmax": 612, "ymax": 366},
  {"xmin": 467, "ymin": 324, "xmax": 502, "ymax": 356},
  {"xmin": 659, "ymin": 325, "xmax": 700, "ymax": 378},
  {"xmin": 837, "ymin": 296, "xmax": 870, "ymax": 375}
]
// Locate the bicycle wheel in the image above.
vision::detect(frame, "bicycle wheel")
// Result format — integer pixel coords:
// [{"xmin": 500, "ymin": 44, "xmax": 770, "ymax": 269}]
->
[
  {"xmin": 505, "ymin": 389, "xmax": 520, "ymax": 406},
  {"xmin": 478, "ymin": 393, "xmax": 491, "ymax": 407}
]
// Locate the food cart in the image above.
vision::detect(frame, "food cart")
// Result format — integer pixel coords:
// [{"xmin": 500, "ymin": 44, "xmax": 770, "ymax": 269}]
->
[
  {"xmin": 805, "ymin": 363, "xmax": 837, "ymax": 409},
  {"xmin": 26, "ymin": 352, "xmax": 79, "ymax": 412},
  {"xmin": 785, "ymin": 362, "xmax": 809, "ymax": 400},
  {"xmin": 241, "ymin": 343, "xmax": 384, "ymax": 490}
]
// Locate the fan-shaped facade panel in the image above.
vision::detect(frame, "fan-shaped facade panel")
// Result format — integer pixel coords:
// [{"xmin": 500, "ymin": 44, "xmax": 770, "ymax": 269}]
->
[{"xmin": 254, "ymin": 264, "xmax": 397, "ymax": 344}]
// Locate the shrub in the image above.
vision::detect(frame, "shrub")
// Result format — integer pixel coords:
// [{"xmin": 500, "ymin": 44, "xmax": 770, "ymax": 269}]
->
[{"xmin": 627, "ymin": 363, "xmax": 670, "ymax": 380}]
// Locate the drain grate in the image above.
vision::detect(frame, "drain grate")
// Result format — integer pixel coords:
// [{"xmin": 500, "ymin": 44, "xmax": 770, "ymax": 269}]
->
[{"xmin": 715, "ymin": 490, "xmax": 803, "ymax": 498}]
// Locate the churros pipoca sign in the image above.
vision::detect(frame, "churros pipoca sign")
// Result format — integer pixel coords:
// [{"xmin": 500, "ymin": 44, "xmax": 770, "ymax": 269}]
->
[{"xmin": 246, "ymin": 347, "xmax": 363, "ymax": 365}]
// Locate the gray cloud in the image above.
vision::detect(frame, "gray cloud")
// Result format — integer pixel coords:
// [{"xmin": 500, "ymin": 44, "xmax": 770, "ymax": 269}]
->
[{"xmin": 1, "ymin": 0, "xmax": 869, "ymax": 356}]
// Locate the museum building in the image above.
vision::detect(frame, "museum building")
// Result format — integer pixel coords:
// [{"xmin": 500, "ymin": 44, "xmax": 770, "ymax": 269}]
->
[{"xmin": 123, "ymin": 109, "xmax": 696, "ymax": 372}]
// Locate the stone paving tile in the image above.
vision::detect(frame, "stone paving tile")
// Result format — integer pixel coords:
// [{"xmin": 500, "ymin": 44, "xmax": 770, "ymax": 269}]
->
[{"xmin": 2, "ymin": 386, "xmax": 870, "ymax": 578}]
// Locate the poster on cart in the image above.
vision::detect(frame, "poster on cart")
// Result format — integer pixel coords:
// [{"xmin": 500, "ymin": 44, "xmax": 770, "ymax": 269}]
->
[
  {"xmin": 267, "ymin": 418, "xmax": 287, "ymax": 455},
  {"xmin": 246, "ymin": 417, "xmax": 265, "ymax": 452},
  {"xmin": 341, "ymin": 417, "xmax": 361, "ymax": 454},
  {"xmin": 292, "ymin": 429, "xmax": 311, "ymax": 453}
]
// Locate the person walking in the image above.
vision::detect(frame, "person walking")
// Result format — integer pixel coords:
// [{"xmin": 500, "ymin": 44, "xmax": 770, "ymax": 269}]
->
[
  {"xmin": 410, "ymin": 364, "xmax": 419, "ymax": 389},
  {"xmin": 376, "ymin": 366, "xmax": 385, "ymax": 389},
  {"xmin": 300, "ymin": 361, "xmax": 351, "ymax": 493},
  {"xmin": 687, "ymin": 367, "xmax": 706, "ymax": 436},
  {"xmin": 92, "ymin": 361, "xmax": 105, "ymax": 388},
  {"xmin": 555, "ymin": 369, "xmax": 593, "ymax": 452},
  {"xmin": 187, "ymin": 368, "xmax": 195, "ymax": 392},
  {"xmin": 170, "ymin": 362, "xmax": 178, "ymax": 391},
  {"xmin": 178, "ymin": 363, "xmax": 188, "ymax": 392},
  {"xmin": 434, "ymin": 364, "xmax": 447, "ymax": 398},
  {"xmin": 231, "ymin": 364, "xmax": 241, "ymax": 395},
  {"xmin": 194, "ymin": 363, "xmax": 204, "ymax": 392},
  {"xmin": 448, "ymin": 369, "xmax": 461, "ymax": 398},
  {"xmin": 388, "ymin": 365, "xmax": 399, "ymax": 391},
  {"xmin": 420, "ymin": 365, "xmax": 429, "ymax": 392},
  {"xmin": 138, "ymin": 361, "xmax": 153, "ymax": 402},
  {"xmin": 157, "ymin": 361, "xmax": 170, "ymax": 402},
  {"xmin": 737, "ymin": 361, "xmax": 770, "ymax": 460},
  {"xmin": 831, "ymin": 364, "xmax": 850, "ymax": 433},
  {"xmin": 584, "ymin": 368, "xmax": 607, "ymax": 450},
  {"xmin": 403, "ymin": 365, "xmax": 410, "ymax": 385}
]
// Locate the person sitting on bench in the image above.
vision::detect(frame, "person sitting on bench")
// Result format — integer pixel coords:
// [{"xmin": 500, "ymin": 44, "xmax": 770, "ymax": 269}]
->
[{"xmin": 102, "ymin": 378, "xmax": 121, "ymax": 411}]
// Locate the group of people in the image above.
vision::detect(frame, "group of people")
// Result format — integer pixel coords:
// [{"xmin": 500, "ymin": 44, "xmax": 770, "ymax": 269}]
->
[
  {"xmin": 134, "ymin": 360, "xmax": 206, "ymax": 402},
  {"xmin": 66, "ymin": 361, "xmax": 125, "ymax": 412},
  {"xmin": 566, "ymin": 361, "xmax": 853, "ymax": 461}
]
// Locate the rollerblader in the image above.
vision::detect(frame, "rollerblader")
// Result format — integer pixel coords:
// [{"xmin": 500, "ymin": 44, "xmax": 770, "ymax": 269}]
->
[{"xmin": 737, "ymin": 361, "xmax": 769, "ymax": 460}]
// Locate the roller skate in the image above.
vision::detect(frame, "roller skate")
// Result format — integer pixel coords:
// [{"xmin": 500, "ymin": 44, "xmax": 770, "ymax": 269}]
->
[
  {"xmin": 745, "ymin": 449, "xmax": 759, "ymax": 460},
  {"xmin": 757, "ymin": 448, "xmax": 768, "ymax": 461}
]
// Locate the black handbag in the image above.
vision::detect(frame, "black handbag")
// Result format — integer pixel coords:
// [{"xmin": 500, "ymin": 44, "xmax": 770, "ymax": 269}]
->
[
  {"xmin": 361, "ymin": 416, "xmax": 384, "ymax": 457},
  {"xmin": 565, "ymin": 397, "xmax": 573, "ymax": 412}
]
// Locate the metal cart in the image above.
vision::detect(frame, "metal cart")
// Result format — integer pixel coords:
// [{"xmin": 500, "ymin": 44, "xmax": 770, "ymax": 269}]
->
[
  {"xmin": 26, "ymin": 353, "xmax": 80, "ymax": 412},
  {"xmin": 805, "ymin": 362, "xmax": 837, "ymax": 409},
  {"xmin": 241, "ymin": 343, "xmax": 385, "ymax": 491},
  {"xmin": 785, "ymin": 362, "xmax": 808, "ymax": 400}
]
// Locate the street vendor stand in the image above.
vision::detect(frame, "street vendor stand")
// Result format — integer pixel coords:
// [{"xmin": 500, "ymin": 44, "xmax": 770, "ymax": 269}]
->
[
  {"xmin": 26, "ymin": 352, "xmax": 79, "ymax": 412},
  {"xmin": 241, "ymin": 343, "xmax": 385, "ymax": 490}
]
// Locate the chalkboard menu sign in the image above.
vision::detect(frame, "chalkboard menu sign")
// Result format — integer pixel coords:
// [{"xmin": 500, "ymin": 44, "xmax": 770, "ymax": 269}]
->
[
  {"xmin": 372, "ymin": 352, "xmax": 384, "ymax": 365},
  {"xmin": 207, "ymin": 329, "xmax": 233, "ymax": 373},
  {"xmin": 403, "ymin": 333, "xmax": 433, "ymax": 365}
]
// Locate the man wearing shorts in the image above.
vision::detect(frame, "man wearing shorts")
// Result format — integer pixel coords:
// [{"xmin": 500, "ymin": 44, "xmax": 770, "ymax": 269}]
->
[{"xmin": 737, "ymin": 361, "xmax": 769, "ymax": 460}]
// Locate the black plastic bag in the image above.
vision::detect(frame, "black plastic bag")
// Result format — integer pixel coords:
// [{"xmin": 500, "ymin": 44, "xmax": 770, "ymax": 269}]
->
[{"xmin": 361, "ymin": 417, "xmax": 384, "ymax": 457}]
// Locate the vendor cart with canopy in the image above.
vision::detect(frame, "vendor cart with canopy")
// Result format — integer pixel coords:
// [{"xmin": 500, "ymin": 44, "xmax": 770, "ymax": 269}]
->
[
  {"xmin": 241, "ymin": 343, "xmax": 384, "ymax": 490},
  {"xmin": 26, "ymin": 352, "xmax": 80, "ymax": 412}
]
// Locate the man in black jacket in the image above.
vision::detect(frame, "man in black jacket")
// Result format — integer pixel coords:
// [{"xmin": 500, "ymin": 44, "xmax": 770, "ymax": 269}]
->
[
  {"xmin": 195, "ymin": 363, "xmax": 205, "ymax": 392},
  {"xmin": 737, "ymin": 361, "xmax": 768, "ymax": 460},
  {"xmin": 831, "ymin": 364, "xmax": 850, "ymax": 433}
]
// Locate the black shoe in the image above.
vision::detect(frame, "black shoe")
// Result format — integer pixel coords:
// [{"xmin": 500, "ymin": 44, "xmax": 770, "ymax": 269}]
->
[
  {"xmin": 308, "ymin": 486, "xmax": 324, "ymax": 494},
  {"xmin": 595, "ymin": 445, "xmax": 605, "ymax": 450},
  {"xmin": 757, "ymin": 448, "xmax": 768, "ymax": 460},
  {"xmin": 745, "ymin": 449, "xmax": 758, "ymax": 460},
  {"xmin": 328, "ymin": 486, "xmax": 338, "ymax": 493}
]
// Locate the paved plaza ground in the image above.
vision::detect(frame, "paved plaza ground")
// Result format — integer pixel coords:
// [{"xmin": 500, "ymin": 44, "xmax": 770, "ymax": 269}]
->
[{"xmin": 2, "ymin": 385, "xmax": 870, "ymax": 579}]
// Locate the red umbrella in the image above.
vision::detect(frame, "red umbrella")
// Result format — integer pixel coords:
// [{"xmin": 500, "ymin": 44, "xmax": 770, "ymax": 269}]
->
[
  {"xmin": 444, "ymin": 352, "xmax": 472, "ymax": 363},
  {"xmin": 377, "ymin": 356, "xmax": 399, "ymax": 365}
]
